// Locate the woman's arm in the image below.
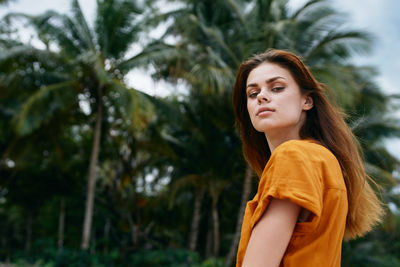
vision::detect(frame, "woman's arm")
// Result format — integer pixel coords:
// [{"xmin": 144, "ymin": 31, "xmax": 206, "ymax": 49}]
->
[{"xmin": 242, "ymin": 198, "xmax": 301, "ymax": 267}]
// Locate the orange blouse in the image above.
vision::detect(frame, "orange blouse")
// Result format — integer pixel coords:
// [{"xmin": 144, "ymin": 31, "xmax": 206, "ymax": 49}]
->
[{"xmin": 236, "ymin": 140, "xmax": 348, "ymax": 267}]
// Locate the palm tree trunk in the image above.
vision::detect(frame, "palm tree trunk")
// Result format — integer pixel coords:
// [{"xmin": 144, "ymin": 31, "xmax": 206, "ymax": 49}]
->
[
  {"xmin": 90, "ymin": 225, "xmax": 96, "ymax": 255},
  {"xmin": 188, "ymin": 187, "xmax": 205, "ymax": 251},
  {"xmin": 58, "ymin": 197, "xmax": 65, "ymax": 251},
  {"xmin": 13, "ymin": 220, "xmax": 22, "ymax": 244},
  {"xmin": 205, "ymin": 224, "xmax": 212, "ymax": 258},
  {"xmin": 212, "ymin": 200, "xmax": 220, "ymax": 257},
  {"xmin": 127, "ymin": 213, "xmax": 139, "ymax": 246},
  {"xmin": 1, "ymin": 236, "xmax": 6, "ymax": 253},
  {"xmin": 81, "ymin": 86, "xmax": 103, "ymax": 250},
  {"xmin": 225, "ymin": 165, "xmax": 253, "ymax": 267},
  {"xmin": 25, "ymin": 212, "xmax": 32, "ymax": 253},
  {"xmin": 103, "ymin": 217, "xmax": 110, "ymax": 254}
]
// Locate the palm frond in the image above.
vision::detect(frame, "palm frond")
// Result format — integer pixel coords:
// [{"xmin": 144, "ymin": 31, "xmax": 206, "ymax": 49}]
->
[
  {"xmin": 13, "ymin": 81, "xmax": 79, "ymax": 136},
  {"xmin": 224, "ymin": 0, "xmax": 246, "ymax": 28},
  {"xmin": 116, "ymin": 41, "xmax": 180, "ymax": 73},
  {"xmin": 291, "ymin": 0, "xmax": 324, "ymax": 19},
  {"xmin": 95, "ymin": 0, "xmax": 143, "ymax": 59},
  {"xmin": 70, "ymin": 0, "xmax": 96, "ymax": 51},
  {"xmin": 365, "ymin": 162, "xmax": 397, "ymax": 188},
  {"xmin": 190, "ymin": 14, "xmax": 240, "ymax": 65},
  {"xmin": 109, "ymin": 79, "xmax": 155, "ymax": 131},
  {"xmin": 305, "ymin": 30, "xmax": 372, "ymax": 62},
  {"xmin": 351, "ymin": 117, "xmax": 400, "ymax": 139}
]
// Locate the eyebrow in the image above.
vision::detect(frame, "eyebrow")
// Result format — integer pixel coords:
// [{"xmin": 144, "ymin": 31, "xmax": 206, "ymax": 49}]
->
[{"xmin": 246, "ymin": 76, "xmax": 286, "ymax": 89}]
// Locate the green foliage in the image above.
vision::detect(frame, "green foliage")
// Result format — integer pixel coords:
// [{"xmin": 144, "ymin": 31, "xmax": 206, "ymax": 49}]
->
[
  {"xmin": 0, "ymin": 0, "xmax": 399, "ymax": 266},
  {"xmin": 342, "ymin": 238, "xmax": 400, "ymax": 267},
  {"xmin": 7, "ymin": 247, "xmax": 120, "ymax": 267},
  {"xmin": 3, "ymin": 249, "xmax": 228, "ymax": 267},
  {"xmin": 194, "ymin": 257, "xmax": 227, "ymax": 267},
  {"xmin": 13, "ymin": 81, "xmax": 79, "ymax": 136},
  {"xmin": 131, "ymin": 249, "xmax": 200, "ymax": 266}
]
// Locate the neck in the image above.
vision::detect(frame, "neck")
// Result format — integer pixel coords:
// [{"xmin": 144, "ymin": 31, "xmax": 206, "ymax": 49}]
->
[
  {"xmin": 265, "ymin": 130, "xmax": 301, "ymax": 152},
  {"xmin": 265, "ymin": 112, "xmax": 307, "ymax": 152}
]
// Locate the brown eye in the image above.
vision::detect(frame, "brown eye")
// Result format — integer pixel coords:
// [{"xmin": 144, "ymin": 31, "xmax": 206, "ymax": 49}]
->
[
  {"xmin": 272, "ymin": 86, "xmax": 285, "ymax": 92},
  {"xmin": 248, "ymin": 91, "xmax": 259, "ymax": 98}
]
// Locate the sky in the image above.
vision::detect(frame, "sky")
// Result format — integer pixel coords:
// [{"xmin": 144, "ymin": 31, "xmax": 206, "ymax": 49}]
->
[
  {"xmin": 312, "ymin": 0, "xmax": 400, "ymax": 95},
  {"xmin": 1, "ymin": 0, "xmax": 399, "ymax": 94},
  {"xmin": 1, "ymin": 0, "xmax": 400, "ymax": 157}
]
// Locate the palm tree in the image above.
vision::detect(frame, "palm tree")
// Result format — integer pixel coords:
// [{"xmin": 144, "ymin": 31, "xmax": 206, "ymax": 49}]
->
[
  {"xmin": 349, "ymin": 69, "xmax": 400, "ymax": 177},
  {"xmin": 0, "ymin": 0, "xmax": 14, "ymax": 5},
  {"xmin": 143, "ymin": 0, "xmax": 399, "ymax": 262},
  {"xmin": 150, "ymin": 92, "xmax": 244, "ymax": 255},
  {"xmin": 1, "ymin": 0, "xmax": 154, "ymax": 250}
]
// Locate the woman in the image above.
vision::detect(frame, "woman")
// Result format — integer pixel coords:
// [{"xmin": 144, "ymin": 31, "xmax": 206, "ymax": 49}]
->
[{"xmin": 232, "ymin": 49, "xmax": 384, "ymax": 267}]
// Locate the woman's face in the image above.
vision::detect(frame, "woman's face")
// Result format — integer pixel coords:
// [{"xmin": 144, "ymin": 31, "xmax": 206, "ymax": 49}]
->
[{"xmin": 246, "ymin": 62, "xmax": 313, "ymax": 137}]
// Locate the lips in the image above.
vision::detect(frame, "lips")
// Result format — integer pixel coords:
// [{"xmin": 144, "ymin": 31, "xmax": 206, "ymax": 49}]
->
[{"xmin": 256, "ymin": 107, "xmax": 275, "ymax": 116}]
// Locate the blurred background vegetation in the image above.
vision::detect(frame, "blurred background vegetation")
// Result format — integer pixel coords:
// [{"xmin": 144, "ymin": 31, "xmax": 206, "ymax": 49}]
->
[{"xmin": 1, "ymin": 0, "xmax": 400, "ymax": 266}]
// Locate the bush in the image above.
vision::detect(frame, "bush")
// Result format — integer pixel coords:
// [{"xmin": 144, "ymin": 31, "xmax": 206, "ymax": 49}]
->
[
  {"xmin": 4, "ymin": 248, "xmax": 227, "ymax": 267},
  {"xmin": 130, "ymin": 248, "xmax": 200, "ymax": 266}
]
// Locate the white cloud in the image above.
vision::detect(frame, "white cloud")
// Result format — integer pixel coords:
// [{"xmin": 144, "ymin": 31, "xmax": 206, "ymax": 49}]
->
[
  {"xmin": 289, "ymin": 0, "xmax": 400, "ymax": 95},
  {"xmin": 331, "ymin": 0, "xmax": 400, "ymax": 93},
  {"xmin": 0, "ymin": 0, "xmax": 94, "ymax": 17}
]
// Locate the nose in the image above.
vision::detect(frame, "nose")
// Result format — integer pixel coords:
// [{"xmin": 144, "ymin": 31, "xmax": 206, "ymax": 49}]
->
[{"xmin": 257, "ymin": 87, "xmax": 270, "ymax": 103}]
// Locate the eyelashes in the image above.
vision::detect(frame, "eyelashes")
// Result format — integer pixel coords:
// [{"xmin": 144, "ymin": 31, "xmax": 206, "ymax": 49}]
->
[
  {"xmin": 271, "ymin": 86, "xmax": 285, "ymax": 92},
  {"xmin": 247, "ymin": 87, "xmax": 285, "ymax": 98},
  {"xmin": 248, "ymin": 92, "xmax": 258, "ymax": 98}
]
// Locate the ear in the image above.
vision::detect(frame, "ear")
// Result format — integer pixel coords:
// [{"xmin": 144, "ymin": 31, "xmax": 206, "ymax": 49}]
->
[{"xmin": 302, "ymin": 95, "xmax": 313, "ymax": 111}]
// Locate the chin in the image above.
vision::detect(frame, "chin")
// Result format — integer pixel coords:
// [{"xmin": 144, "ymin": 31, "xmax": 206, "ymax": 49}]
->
[
  {"xmin": 254, "ymin": 126, "xmax": 272, "ymax": 133},
  {"xmin": 254, "ymin": 123, "xmax": 276, "ymax": 132},
  {"xmin": 254, "ymin": 124, "xmax": 292, "ymax": 134}
]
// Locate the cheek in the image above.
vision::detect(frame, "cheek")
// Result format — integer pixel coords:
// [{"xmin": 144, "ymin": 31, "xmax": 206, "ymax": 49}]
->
[
  {"xmin": 286, "ymin": 102, "xmax": 304, "ymax": 120},
  {"xmin": 246, "ymin": 101, "xmax": 258, "ymax": 125},
  {"xmin": 246, "ymin": 100, "xmax": 253, "ymax": 116},
  {"xmin": 247, "ymin": 101, "xmax": 259, "ymax": 120}
]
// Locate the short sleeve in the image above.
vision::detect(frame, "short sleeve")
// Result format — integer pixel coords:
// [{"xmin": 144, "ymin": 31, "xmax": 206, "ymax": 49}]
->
[{"xmin": 250, "ymin": 142, "xmax": 323, "ymax": 233}]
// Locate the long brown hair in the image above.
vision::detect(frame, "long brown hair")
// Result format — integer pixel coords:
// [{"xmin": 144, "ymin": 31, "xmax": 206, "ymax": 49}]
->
[{"xmin": 232, "ymin": 49, "xmax": 384, "ymax": 239}]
